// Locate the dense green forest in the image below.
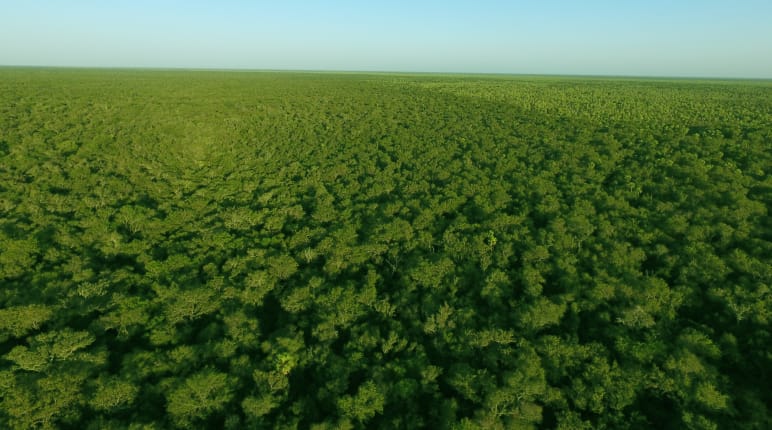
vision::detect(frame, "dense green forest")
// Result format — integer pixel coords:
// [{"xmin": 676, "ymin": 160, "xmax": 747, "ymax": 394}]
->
[{"xmin": 0, "ymin": 69, "xmax": 770, "ymax": 429}]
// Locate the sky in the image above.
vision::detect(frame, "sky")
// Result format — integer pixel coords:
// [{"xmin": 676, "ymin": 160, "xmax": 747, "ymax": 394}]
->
[{"xmin": 1, "ymin": 0, "xmax": 770, "ymax": 78}]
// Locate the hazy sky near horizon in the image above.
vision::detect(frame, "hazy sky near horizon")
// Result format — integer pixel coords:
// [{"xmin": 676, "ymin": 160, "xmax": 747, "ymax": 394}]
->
[{"xmin": 1, "ymin": 0, "xmax": 770, "ymax": 78}]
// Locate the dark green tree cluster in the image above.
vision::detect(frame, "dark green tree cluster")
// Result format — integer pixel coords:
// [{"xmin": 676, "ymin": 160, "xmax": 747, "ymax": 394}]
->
[{"xmin": 0, "ymin": 69, "xmax": 770, "ymax": 429}]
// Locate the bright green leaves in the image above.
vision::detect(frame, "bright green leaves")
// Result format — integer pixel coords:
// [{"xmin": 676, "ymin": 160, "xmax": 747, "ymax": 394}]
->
[
  {"xmin": 222, "ymin": 310, "xmax": 260, "ymax": 346},
  {"xmin": 451, "ymin": 348, "xmax": 548, "ymax": 429},
  {"xmin": 694, "ymin": 382, "xmax": 730, "ymax": 411},
  {"xmin": 98, "ymin": 294, "xmax": 151, "ymax": 339},
  {"xmin": 242, "ymin": 332, "xmax": 304, "ymax": 421},
  {"xmin": 243, "ymin": 270, "xmax": 276, "ymax": 306},
  {"xmin": 225, "ymin": 252, "xmax": 298, "ymax": 308},
  {"xmin": 53, "ymin": 139, "xmax": 79, "ymax": 156},
  {"xmin": 709, "ymin": 278, "xmax": 771, "ymax": 325},
  {"xmin": 481, "ymin": 269, "xmax": 510, "ymax": 303},
  {"xmin": 485, "ymin": 230, "xmax": 497, "ymax": 247},
  {"xmin": 5, "ymin": 329, "xmax": 100, "ymax": 372},
  {"xmin": 162, "ymin": 287, "xmax": 219, "ymax": 325},
  {"xmin": 338, "ymin": 381, "xmax": 385, "ymax": 423},
  {"xmin": 423, "ymin": 302, "xmax": 456, "ymax": 335},
  {"xmin": 275, "ymin": 353, "xmax": 297, "ymax": 375},
  {"xmin": 570, "ymin": 356, "xmax": 636, "ymax": 414},
  {"xmin": 89, "ymin": 377, "xmax": 139, "ymax": 412},
  {"xmin": 616, "ymin": 305, "xmax": 656, "ymax": 329},
  {"xmin": 408, "ymin": 257, "xmax": 455, "ymax": 290},
  {"xmin": 242, "ymin": 393, "xmax": 280, "ymax": 420},
  {"xmin": 114, "ymin": 205, "xmax": 152, "ymax": 238},
  {"xmin": 518, "ymin": 298, "xmax": 566, "ymax": 332},
  {"xmin": 520, "ymin": 245, "xmax": 550, "ymax": 297},
  {"xmin": 1, "ymin": 329, "xmax": 103, "ymax": 429},
  {"xmin": 1, "ymin": 372, "xmax": 86, "ymax": 430},
  {"xmin": 222, "ymin": 207, "xmax": 262, "ymax": 231},
  {"xmin": 267, "ymin": 254, "xmax": 299, "ymax": 280},
  {"xmin": 0, "ymin": 238, "xmax": 38, "ymax": 279},
  {"xmin": 268, "ymin": 334, "xmax": 304, "ymax": 375},
  {"xmin": 166, "ymin": 370, "xmax": 234, "ymax": 428},
  {"xmin": 5, "ymin": 346, "xmax": 49, "ymax": 372},
  {"xmin": 467, "ymin": 329, "xmax": 516, "ymax": 348},
  {"xmin": 0, "ymin": 304, "xmax": 54, "ymax": 342},
  {"xmin": 279, "ymin": 284, "xmax": 313, "ymax": 313}
]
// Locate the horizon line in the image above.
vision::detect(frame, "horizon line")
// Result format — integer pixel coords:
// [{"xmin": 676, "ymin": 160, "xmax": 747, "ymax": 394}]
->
[{"xmin": 1, "ymin": 64, "xmax": 771, "ymax": 82}]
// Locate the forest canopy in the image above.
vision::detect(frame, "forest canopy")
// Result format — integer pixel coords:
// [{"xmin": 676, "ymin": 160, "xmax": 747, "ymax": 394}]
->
[{"xmin": 0, "ymin": 69, "xmax": 770, "ymax": 429}]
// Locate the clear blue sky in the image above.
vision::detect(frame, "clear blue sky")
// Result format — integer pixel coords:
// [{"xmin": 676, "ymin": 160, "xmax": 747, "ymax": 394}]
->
[{"xmin": 1, "ymin": 0, "xmax": 770, "ymax": 78}]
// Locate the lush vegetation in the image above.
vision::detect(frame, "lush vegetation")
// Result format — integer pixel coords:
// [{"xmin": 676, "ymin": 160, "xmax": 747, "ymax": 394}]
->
[{"xmin": 0, "ymin": 68, "xmax": 770, "ymax": 429}]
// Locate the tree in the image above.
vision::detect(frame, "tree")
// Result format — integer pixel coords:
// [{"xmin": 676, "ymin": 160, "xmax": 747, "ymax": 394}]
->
[
  {"xmin": 166, "ymin": 371, "xmax": 234, "ymax": 428},
  {"xmin": 338, "ymin": 381, "xmax": 385, "ymax": 423},
  {"xmin": 0, "ymin": 304, "xmax": 54, "ymax": 342}
]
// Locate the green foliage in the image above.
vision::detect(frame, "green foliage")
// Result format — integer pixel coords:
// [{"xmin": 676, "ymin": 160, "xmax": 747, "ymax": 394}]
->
[
  {"xmin": 89, "ymin": 377, "xmax": 139, "ymax": 412},
  {"xmin": 338, "ymin": 381, "xmax": 385, "ymax": 422},
  {"xmin": 0, "ymin": 304, "xmax": 54, "ymax": 341},
  {"xmin": 0, "ymin": 69, "xmax": 770, "ymax": 428},
  {"xmin": 166, "ymin": 371, "xmax": 234, "ymax": 427}
]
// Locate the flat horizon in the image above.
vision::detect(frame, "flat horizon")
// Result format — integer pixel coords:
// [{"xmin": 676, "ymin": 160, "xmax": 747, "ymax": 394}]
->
[{"xmin": 2, "ymin": 65, "xmax": 771, "ymax": 82}]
